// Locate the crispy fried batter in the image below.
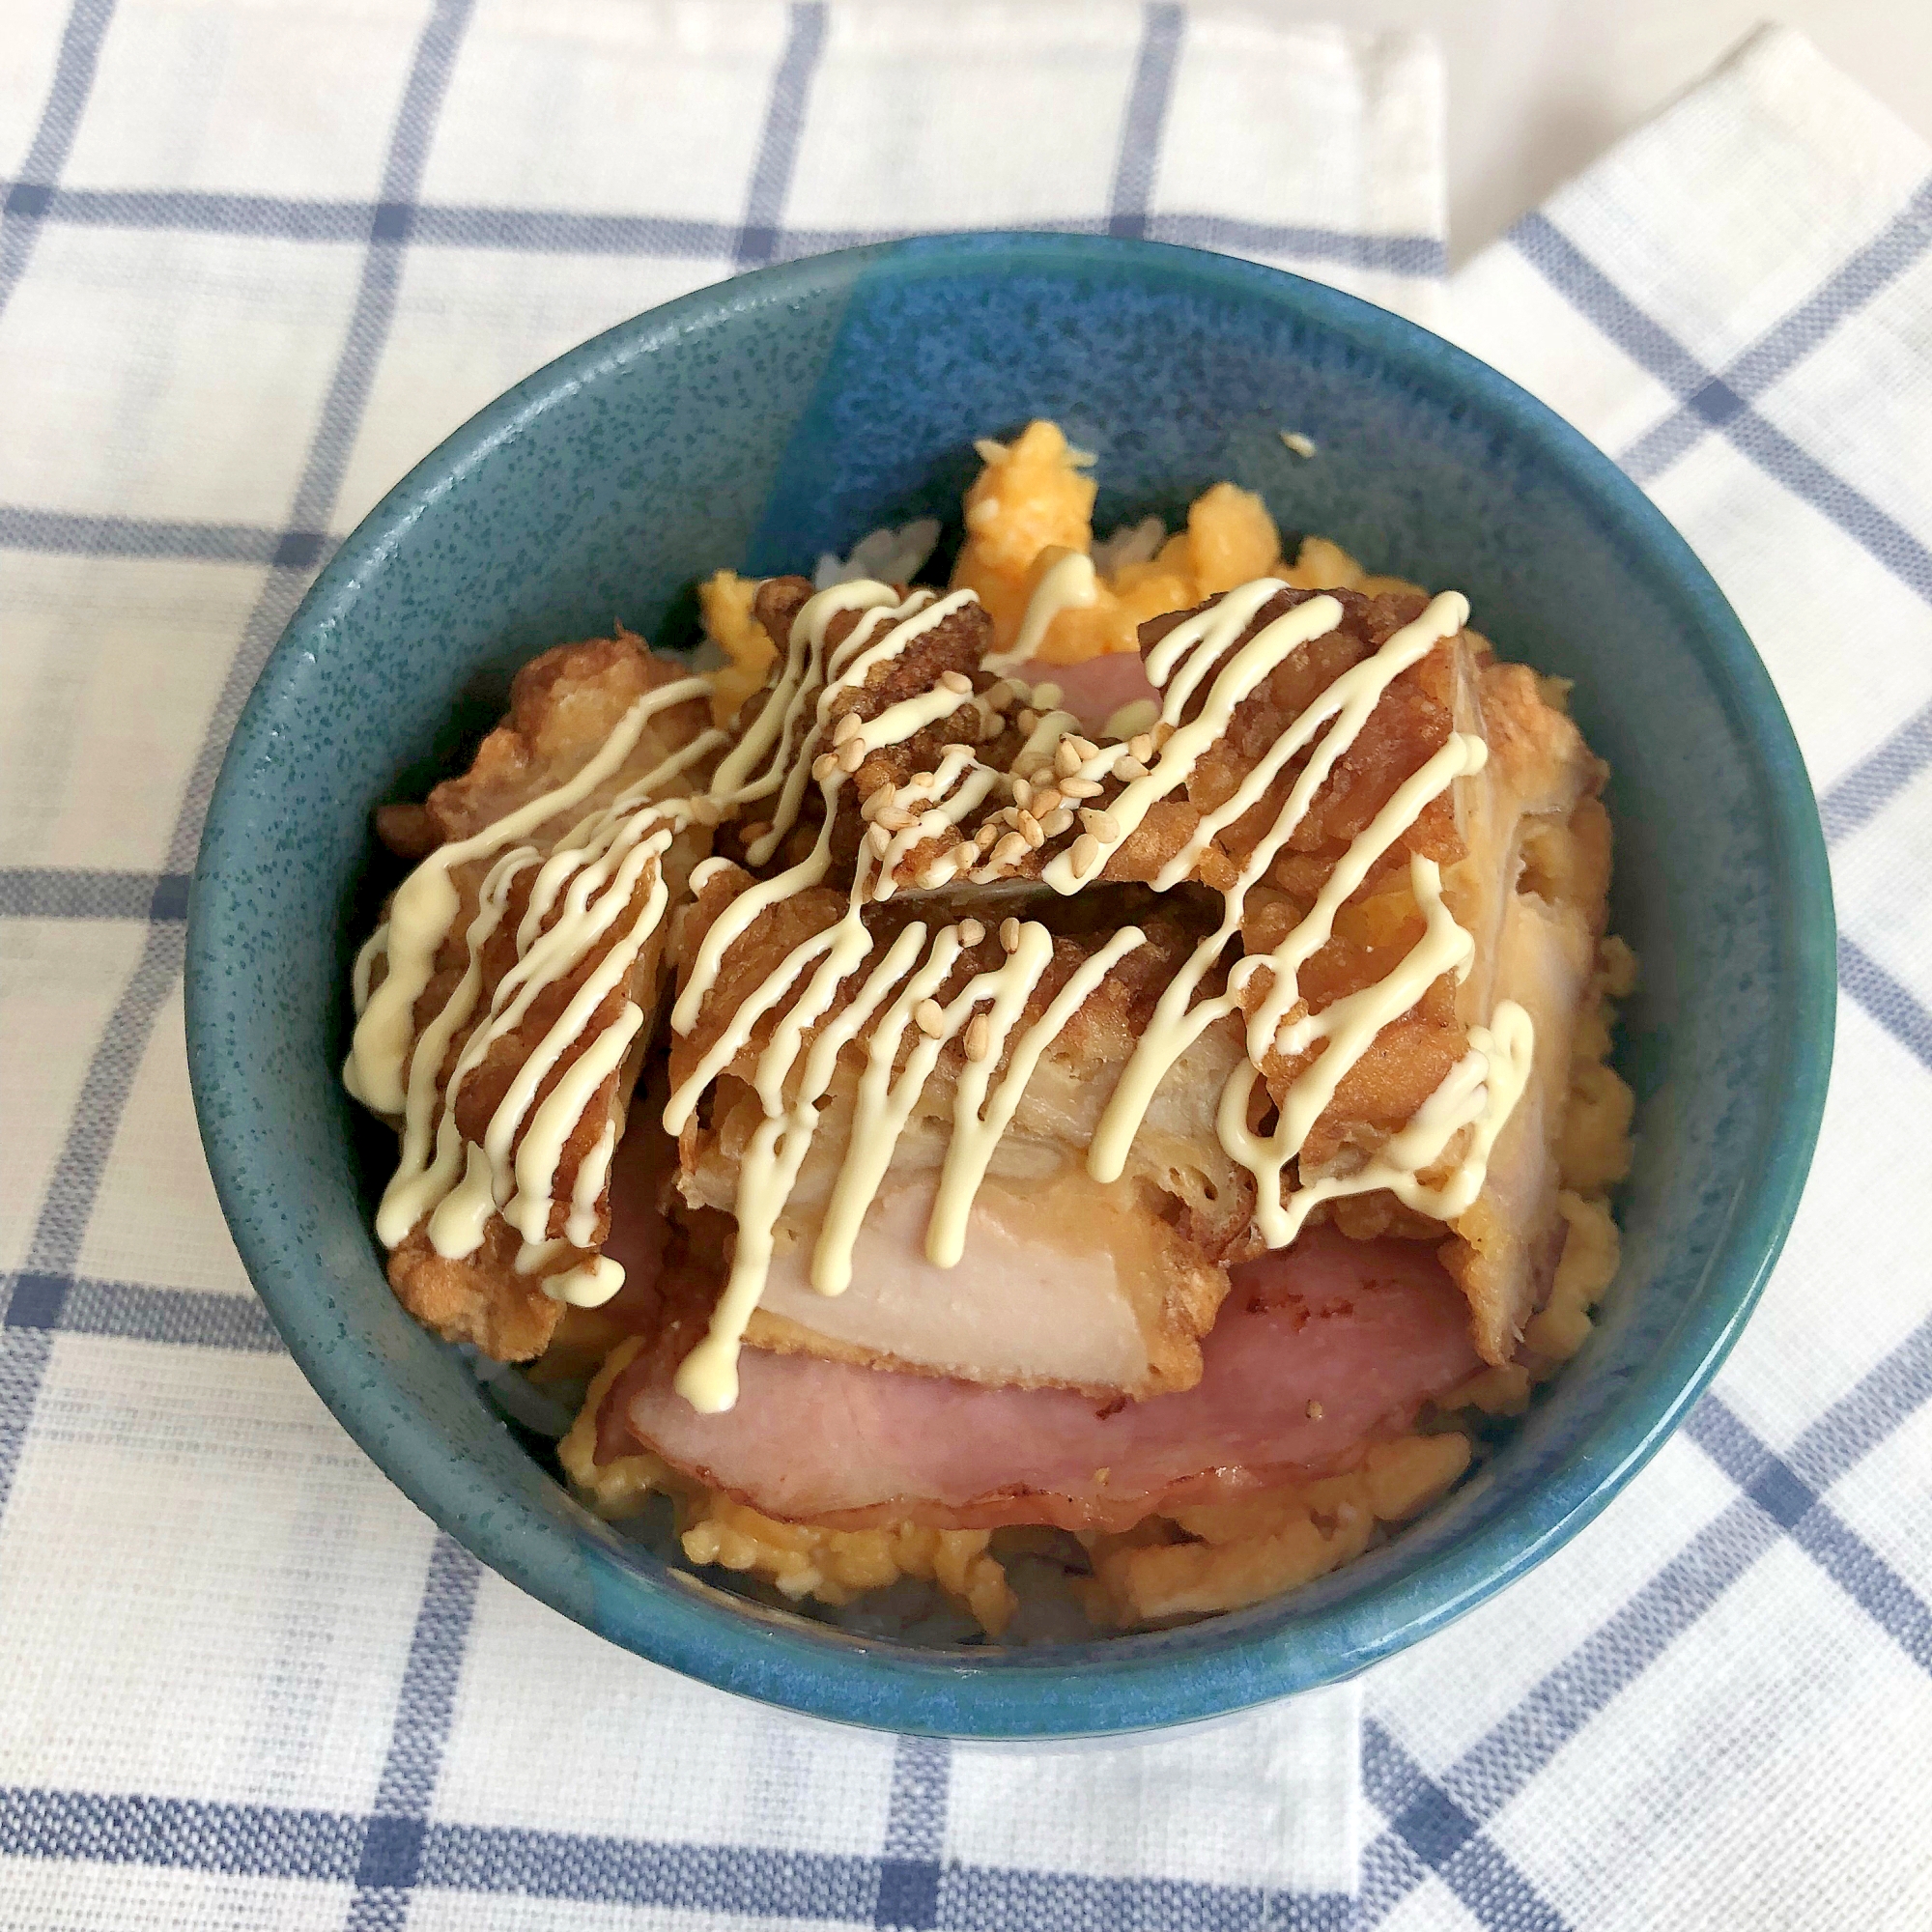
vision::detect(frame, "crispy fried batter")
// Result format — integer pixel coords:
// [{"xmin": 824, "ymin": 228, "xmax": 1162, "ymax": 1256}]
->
[{"xmin": 363, "ymin": 633, "xmax": 716, "ymax": 1359}]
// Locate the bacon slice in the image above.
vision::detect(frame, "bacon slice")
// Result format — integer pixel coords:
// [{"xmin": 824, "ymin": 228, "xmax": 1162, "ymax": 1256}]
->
[
  {"xmin": 1012, "ymin": 649, "xmax": 1159, "ymax": 729},
  {"xmin": 597, "ymin": 1227, "xmax": 1481, "ymax": 1534}
]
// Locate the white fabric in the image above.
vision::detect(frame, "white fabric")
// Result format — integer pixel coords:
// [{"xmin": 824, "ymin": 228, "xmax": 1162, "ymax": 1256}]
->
[{"xmin": 1, "ymin": 4, "xmax": 1928, "ymax": 1927}]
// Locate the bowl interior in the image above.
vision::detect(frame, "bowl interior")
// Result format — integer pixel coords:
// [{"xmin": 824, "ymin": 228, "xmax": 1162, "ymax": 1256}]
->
[{"xmin": 187, "ymin": 234, "xmax": 1833, "ymax": 1740}]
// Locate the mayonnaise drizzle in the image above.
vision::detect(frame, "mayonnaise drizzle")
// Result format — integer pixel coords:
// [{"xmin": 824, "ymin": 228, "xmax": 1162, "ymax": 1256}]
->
[
  {"xmin": 352, "ymin": 573, "xmax": 1540, "ymax": 1410},
  {"xmin": 986, "ymin": 550, "xmax": 1097, "ymax": 671},
  {"xmin": 346, "ymin": 675, "xmax": 712, "ymax": 1114},
  {"xmin": 355, "ymin": 673, "xmax": 722, "ymax": 1297}
]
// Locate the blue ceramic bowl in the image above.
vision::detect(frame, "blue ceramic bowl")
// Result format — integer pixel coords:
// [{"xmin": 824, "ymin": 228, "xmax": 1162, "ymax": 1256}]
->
[{"xmin": 186, "ymin": 233, "xmax": 1833, "ymax": 1740}]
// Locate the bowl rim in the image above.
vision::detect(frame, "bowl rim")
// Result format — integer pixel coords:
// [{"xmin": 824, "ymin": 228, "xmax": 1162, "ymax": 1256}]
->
[{"xmin": 187, "ymin": 229, "xmax": 1835, "ymax": 1739}]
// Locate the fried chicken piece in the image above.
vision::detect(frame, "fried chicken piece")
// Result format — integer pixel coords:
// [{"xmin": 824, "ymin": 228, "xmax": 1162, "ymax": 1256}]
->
[
  {"xmin": 353, "ymin": 633, "xmax": 717, "ymax": 1359},
  {"xmin": 667, "ymin": 864, "xmax": 1253, "ymax": 1398},
  {"xmin": 1141, "ymin": 584, "xmax": 1605, "ymax": 1362}
]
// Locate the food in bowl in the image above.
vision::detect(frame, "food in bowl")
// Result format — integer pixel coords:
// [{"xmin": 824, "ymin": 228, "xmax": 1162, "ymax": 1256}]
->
[{"xmin": 343, "ymin": 421, "xmax": 1634, "ymax": 1639}]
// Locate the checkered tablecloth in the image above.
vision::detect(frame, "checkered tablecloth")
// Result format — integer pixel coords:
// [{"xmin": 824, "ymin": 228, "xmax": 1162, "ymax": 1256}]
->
[{"xmin": 1, "ymin": 3, "xmax": 1926, "ymax": 1926}]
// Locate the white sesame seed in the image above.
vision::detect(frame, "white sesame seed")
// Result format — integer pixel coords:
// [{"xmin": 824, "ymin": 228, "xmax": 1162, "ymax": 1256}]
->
[
  {"xmin": 993, "ymin": 832, "xmax": 1029, "ymax": 867},
  {"xmin": 999, "ymin": 917, "xmax": 1022, "ymax": 953},
  {"xmin": 1028, "ymin": 784, "xmax": 1062, "ymax": 816},
  {"xmin": 915, "ymin": 999, "xmax": 946, "ymax": 1038},
  {"xmin": 1011, "ymin": 778, "xmax": 1033, "ymax": 810},
  {"xmin": 1053, "ymin": 739, "xmax": 1082, "ymax": 779},
  {"xmin": 1039, "ymin": 808, "xmax": 1075, "ymax": 838},
  {"xmin": 964, "ymin": 1014, "xmax": 992, "ymax": 1062},
  {"xmin": 1071, "ymin": 832, "xmax": 1101, "ymax": 876},
  {"xmin": 1112, "ymin": 755, "xmax": 1150, "ymax": 781},
  {"xmin": 1018, "ymin": 810, "xmax": 1044, "ymax": 848},
  {"xmin": 976, "ymin": 824, "xmax": 1000, "ymax": 851},
  {"xmin": 1079, "ymin": 808, "xmax": 1120, "ymax": 842},
  {"xmin": 1128, "ymin": 732, "xmax": 1154, "ymax": 762},
  {"xmin": 1067, "ymin": 735, "xmax": 1098, "ymax": 762},
  {"xmin": 867, "ymin": 824, "xmax": 892, "ymax": 857},
  {"xmin": 811, "ymin": 752, "xmax": 838, "ymax": 781},
  {"xmin": 879, "ymin": 806, "xmax": 918, "ymax": 833},
  {"xmin": 833, "ymin": 713, "xmax": 862, "ymax": 745},
  {"xmin": 838, "ymin": 738, "xmax": 866, "ymax": 774},
  {"xmin": 1060, "ymin": 777, "xmax": 1102, "ymax": 800},
  {"xmin": 959, "ymin": 918, "xmax": 985, "ymax": 946}
]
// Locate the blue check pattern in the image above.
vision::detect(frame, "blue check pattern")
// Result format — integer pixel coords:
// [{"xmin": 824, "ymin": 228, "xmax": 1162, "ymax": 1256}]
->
[{"xmin": 2, "ymin": 5, "xmax": 1928, "ymax": 1927}]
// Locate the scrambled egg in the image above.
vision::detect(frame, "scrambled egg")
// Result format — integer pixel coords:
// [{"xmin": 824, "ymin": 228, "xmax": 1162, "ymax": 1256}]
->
[{"xmin": 697, "ymin": 416, "xmax": 1430, "ymax": 725}]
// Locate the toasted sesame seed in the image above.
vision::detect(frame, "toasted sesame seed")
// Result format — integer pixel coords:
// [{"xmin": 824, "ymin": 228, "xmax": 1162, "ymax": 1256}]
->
[
  {"xmin": 1128, "ymin": 732, "xmax": 1154, "ymax": 762},
  {"xmin": 959, "ymin": 918, "xmax": 985, "ymax": 946},
  {"xmin": 993, "ymin": 832, "xmax": 1029, "ymax": 867},
  {"xmin": 987, "ymin": 680, "xmax": 1019, "ymax": 712},
  {"xmin": 1039, "ymin": 807, "xmax": 1075, "ymax": 838},
  {"xmin": 867, "ymin": 823, "xmax": 892, "ymax": 857},
  {"xmin": 1306, "ymin": 1399, "xmax": 1325, "ymax": 1421},
  {"xmin": 833, "ymin": 712, "xmax": 862, "ymax": 745},
  {"xmin": 976, "ymin": 824, "xmax": 1000, "ymax": 850},
  {"xmin": 1017, "ymin": 810, "xmax": 1044, "ymax": 848},
  {"xmin": 878, "ymin": 806, "xmax": 918, "ymax": 833},
  {"xmin": 838, "ymin": 738, "xmax": 867, "ymax": 774},
  {"xmin": 1067, "ymin": 734, "xmax": 1098, "ymax": 761},
  {"xmin": 1053, "ymin": 739, "xmax": 1082, "ymax": 779},
  {"xmin": 964, "ymin": 1014, "xmax": 992, "ymax": 1061},
  {"xmin": 1151, "ymin": 721, "xmax": 1176, "ymax": 749},
  {"xmin": 1031, "ymin": 681, "xmax": 1064, "ymax": 711},
  {"xmin": 1017, "ymin": 707, "xmax": 1040, "ymax": 734},
  {"xmin": 1112, "ymin": 755, "xmax": 1150, "ymax": 781},
  {"xmin": 859, "ymin": 788, "xmax": 887, "ymax": 821},
  {"xmin": 940, "ymin": 668, "xmax": 973, "ymax": 694},
  {"xmin": 999, "ymin": 916, "xmax": 1021, "ymax": 953},
  {"xmin": 741, "ymin": 821, "xmax": 771, "ymax": 848},
  {"xmin": 1011, "ymin": 778, "xmax": 1033, "ymax": 810},
  {"xmin": 1086, "ymin": 809, "xmax": 1122, "ymax": 842},
  {"xmin": 980, "ymin": 713, "xmax": 1004, "ymax": 743},
  {"xmin": 1071, "ymin": 832, "xmax": 1101, "ymax": 876},
  {"xmin": 688, "ymin": 796, "xmax": 722, "ymax": 827},
  {"xmin": 1060, "ymin": 777, "xmax": 1102, "ymax": 800},
  {"xmin": 811, "ymin": 752, "xmax": 838, "ymax": 781},
  {"xmin": 1028, "ymin": 784, "xmax": 1062, "ymax": 816},
  {"xmin": 915, "ymin": 999, "xmax": 946, "ymax": 1037}
]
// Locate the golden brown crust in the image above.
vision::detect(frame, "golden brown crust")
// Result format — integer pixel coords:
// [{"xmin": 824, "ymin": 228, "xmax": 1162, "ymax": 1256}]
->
[
  {"xmin": 357, "ymin": 631, "xmax": 716, "ymax": 1359},
  {"xmin": 388, "ymin": 1220, "xmax": 564, "ymax": 1360}
]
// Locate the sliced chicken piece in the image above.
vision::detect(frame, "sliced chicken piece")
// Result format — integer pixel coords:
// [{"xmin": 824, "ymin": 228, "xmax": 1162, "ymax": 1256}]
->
[{"xmin": 668, "ymin": 898, "xmax": 1256, "ymax": 1400}]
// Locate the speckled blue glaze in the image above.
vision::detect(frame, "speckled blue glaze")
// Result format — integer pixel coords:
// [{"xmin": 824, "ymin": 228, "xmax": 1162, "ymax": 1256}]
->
[{"xmin": 186, "ymin": 233, "xmax": 1833, "ymax": 1741}]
